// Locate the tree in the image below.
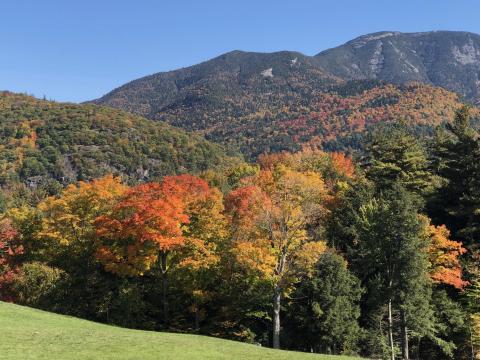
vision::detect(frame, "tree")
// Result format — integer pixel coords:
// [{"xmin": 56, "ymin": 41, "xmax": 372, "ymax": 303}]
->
[
  {"xmin": 95, "ymin": 181, "xmax": 187, "ymax": 324},
  {"xmin": 420, "ymin": 216, "xmax": 467, "ymax": 290},
  {"xmin": 95, "ymin": 175, "xmax": 225, "ymax": 327},
  {"xmin": 353, "ymin": 184, "xmax": 432, "ymax": 360},
  {"xmin": 429, "ymin": 106, "xmax": 480, "ymax": 247},
  {"xmin": 0, "ymin": 218, "xmax": 24, "ymax": 301},
  {"xmin": 364, "ymin": 123, "xmax": 432, "ymax": 196},
  {"xmin": 285, "ymin": 251, "xmax": 363, "ymax": 354},
  {"xmin": 466, "ymin": 252, "xmax": 480, "ymax": 359},
  {"xmin": 226, "ymin": 166, "xmax": 328, "ymax": 349},
  {"xmin": 11, "ymin": 261, "xmax": 63, "ymax": 307},
  {"xmin": 7, "ymin": 176, "xmax": 130, "ymax": 320},
  {"xmin": 163, "ymin": 175, "xmax": 228, "ymax": 331},
  {"xmin": 37, "ymin": 175, "xmax": 127, "ymax": 266}
]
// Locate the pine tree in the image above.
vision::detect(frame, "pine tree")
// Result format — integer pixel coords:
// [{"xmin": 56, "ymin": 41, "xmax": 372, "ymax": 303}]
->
[
  {"xmin": 429, "ymin": 106, "xmax": 480, "ymax": 247},
  {"xmin": 353, "ymin": 184, "xmax": 433, "ymax": 360},
  {"xmin": 284, "ymin": 251, "xmax": 363, "ymax": 355},
  {"xmin": 363, "ymin": 123, "xmax": 432, "ymax": 197}
]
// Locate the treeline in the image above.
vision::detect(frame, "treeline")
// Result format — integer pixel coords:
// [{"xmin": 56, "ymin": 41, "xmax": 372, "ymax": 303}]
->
[{"xmin": 1, "ymin": 108, "xmax": 480, "ymax": 359}]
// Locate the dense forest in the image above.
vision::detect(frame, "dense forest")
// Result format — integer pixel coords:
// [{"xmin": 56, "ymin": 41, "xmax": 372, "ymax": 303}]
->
[
  {"xmin": 97, "ymin": 75, "xmax": 479, "ymax": 159},
  {"xmin": 2, "ymin": 103, "xmax": 480, "ymax": 359},
  {"xmin": 0, "ymin": 92, "xmax": 237, "ymax": 210}
]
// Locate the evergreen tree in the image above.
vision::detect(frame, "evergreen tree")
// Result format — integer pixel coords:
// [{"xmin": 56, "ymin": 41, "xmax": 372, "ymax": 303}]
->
[
  {"xmin": 284, "ymin": 251, "xmax": 363, "ymax": 355},
  {"xmin": 363, "ymin": 123, "xmax": 432, "ymax": 197},
  {"xmin": 429, "ymin": 106, "xmax": 480, "ymax": 247},
  {"xmin": 353, "ymin": 184, "xmax": 433, "ymax": 360}
]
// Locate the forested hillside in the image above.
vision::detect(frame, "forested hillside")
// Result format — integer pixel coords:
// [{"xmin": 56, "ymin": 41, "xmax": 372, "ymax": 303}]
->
[
  {"xmin": 179, "ymin": 81, "xmax": 472, "ymax": 158},
  {"xmin": 0, "ymin": 92, "xmax": 237, "ymax": 208},
  {"xmin": 94, "ymin": 77, "xmax": 477, "ymax": 159},
  {"xmin": 2, "ymin": 108, "xmax": 480, "ymax": 359},
  {"xmin": 91, "ymin": 32, "xmax": 480, "ymax": 159}
]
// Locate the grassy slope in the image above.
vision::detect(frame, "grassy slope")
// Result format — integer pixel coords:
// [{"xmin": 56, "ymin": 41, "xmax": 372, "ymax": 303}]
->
[{"xmin": 0, "ymin": 302, "xmax": 364, "ymax": 360}]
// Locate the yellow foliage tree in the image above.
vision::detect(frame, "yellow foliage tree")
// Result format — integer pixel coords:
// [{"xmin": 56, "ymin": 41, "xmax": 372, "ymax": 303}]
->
[
  {"xmin": 37, "ymin": 175, "xmax": 127, "ymax": 261},
  {"xmin": 226, "ymin": 165, "xmax": 329, "ymax": 349}
]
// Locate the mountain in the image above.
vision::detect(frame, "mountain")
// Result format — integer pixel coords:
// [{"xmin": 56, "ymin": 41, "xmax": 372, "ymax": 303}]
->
[
  {"xmin": 315, "ymin": 31, "xmax": 480, "ymax": 102},
  {"xmin": 99, "ymin": 79, "xmax": 474, "ymax": 159},
  {"xmin": 91, "ymin": 50, "xmax": 338, "ymax": 124},
  {"xmin": 91, "ymin": 31, "xmax": 480, "ymax": 158},
  {"xmin": 0, "ymin": 92, "xmax": 236, "ymax": 204}
]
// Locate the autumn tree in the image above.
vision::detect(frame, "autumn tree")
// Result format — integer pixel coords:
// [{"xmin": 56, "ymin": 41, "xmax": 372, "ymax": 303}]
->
[
  {"xmin": 2, "ymin": 175, "xmax": 129, "ymax": 315},
  {"xmin": 95, "ymin": 174, "xmax": 226, "ymax": 327},
  {"xmin": 162, "ymin": 175, "xmax": 228, "ymax": 331},
  {"xmin": 95, "ymin": 181, "xmax": 187, "ymax": 324},
  {"xmin": 36, "ymin": 175, "xmax": 127, "ymax": 266},
  {"xmin": 421, "ymin": 216, "xmax": 467, "ymax": 290},
  {"xmin": 0, "ymin": 218, "xmax": 23, "ymax": 301},
  {"xmin": 226, "ymin": 165, "xmax": 328, "ymax": 349}
]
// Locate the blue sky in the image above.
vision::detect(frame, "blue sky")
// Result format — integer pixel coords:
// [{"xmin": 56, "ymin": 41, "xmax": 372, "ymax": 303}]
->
[{"xmin": 2, "ymin": 0, "xmax": 480, "ymax": 102}]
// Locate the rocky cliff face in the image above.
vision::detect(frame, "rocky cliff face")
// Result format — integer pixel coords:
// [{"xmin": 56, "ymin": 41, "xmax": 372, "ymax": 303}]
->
[{"xmin": 315, "ymin": 31, "xmax": 480, "ymax": 102}]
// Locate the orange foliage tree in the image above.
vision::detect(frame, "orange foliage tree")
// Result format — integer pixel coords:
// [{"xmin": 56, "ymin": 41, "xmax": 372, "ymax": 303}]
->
[
  {"xmin": 421, "ymin": 216, "xmax": 467, "ymax": 289},
  {"xmin": 94, "ymin": 182, "xmax": 187, "ymax": 275},
  {"xmin": 163, "ymin": 175, "xmax": 228, "ymax": 330},
  {"xmin": 95, "ymin": 174, "xmax": 226, "ymax": 326},
  {"xmin": 95, "ymin": 181, "xmax": 187, "ymax": 324}
]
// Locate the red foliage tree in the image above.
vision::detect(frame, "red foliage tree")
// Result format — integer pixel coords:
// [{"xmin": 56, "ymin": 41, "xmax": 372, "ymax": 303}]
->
[{"xmin": 0, "ymin": 218, "xmax": 24, "ymax": 301}]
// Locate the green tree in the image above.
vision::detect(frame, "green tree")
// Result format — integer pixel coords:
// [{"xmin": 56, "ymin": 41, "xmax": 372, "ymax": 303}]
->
[
  {"xmin": 429, "ymin": 106, "xmax": 480, "ymax": 247},
  {"xmin": 284, "ymin": 251, "xmax": 363, "ymax": 355},
  {"xmin": 353, "ymin": 184, "xmax": 433, "ymax": 360},
  {"xmin": 364, "ymin": 123, "xmax": 432, "ymax": 196}
]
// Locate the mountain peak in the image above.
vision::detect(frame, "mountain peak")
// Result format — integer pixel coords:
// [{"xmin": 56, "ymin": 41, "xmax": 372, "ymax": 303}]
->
[
  {"xmin": 314, "ymin": 30, "xmax": 480, "ymax": 101},
  {"xmin": 346, "ymin": 31, "xmax": 402, "ymax": 48},
  {"xmin": 92, "ymin": 30, "xmax": 480, "ymax": 122}
]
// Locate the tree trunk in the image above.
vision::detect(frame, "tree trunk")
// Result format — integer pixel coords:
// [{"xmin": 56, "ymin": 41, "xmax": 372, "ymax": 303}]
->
[
  {"xmin": 388, "ymin": 299, "xmax": 395, "ymax": 360},
  {"xmin": 401, "ymin": 309, "xmax": 409, "ymax": 360},
  {"xmin": 161, "ymin": 252, "xmax": 169, "ymax": 327},
  {"xmin": 194, "ymin": 301, "xmax": 200, "ymax": 332},
  {"xmin": 272, "ymin": 285, "xmax": 281, "ymax": 349}
]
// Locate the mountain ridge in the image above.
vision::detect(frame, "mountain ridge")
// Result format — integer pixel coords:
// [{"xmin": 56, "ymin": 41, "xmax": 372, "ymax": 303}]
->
[
  {"xmin": 314, "ymin": 30, "xmax": 480, "ymax": 101},
  {"xmin": 93, "ymin": 30, "xmax": 480, "ymax": 106},
  {"xmin": 90, "ymin": 31, "xmax": 480, "ymax": 159}
]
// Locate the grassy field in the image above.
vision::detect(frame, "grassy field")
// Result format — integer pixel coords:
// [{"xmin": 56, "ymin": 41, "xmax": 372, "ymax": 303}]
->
[{"xmin": 0, "ymin": 301, "xmax": 364, "ymax": 360}]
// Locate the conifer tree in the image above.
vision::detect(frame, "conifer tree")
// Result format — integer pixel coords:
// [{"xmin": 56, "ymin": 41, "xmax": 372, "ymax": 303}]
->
[
  {"xmin": 353, "ymin": 184, "xmax": 432, "ymax": 360},
  {"xmin": 430, "ymin": 106, "xmax": 480, "ymax": 247},
  {"xmin": 284, "ymin": 251, "xmax": 363, "ymax": 354},
  {"xmin": 364, "ymin": 123, "xmax": 432, "ymax": 197}
]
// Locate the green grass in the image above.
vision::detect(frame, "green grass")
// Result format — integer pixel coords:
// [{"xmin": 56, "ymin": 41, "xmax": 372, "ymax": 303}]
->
[{"xmin": 0, "ymin": 301, "xmax": 364, "ymax": 360}]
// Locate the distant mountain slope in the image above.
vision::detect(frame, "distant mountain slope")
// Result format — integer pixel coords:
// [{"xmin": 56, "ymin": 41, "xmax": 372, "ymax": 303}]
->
[
  {"xmin": 0, "ymin": 92, "xmax": 235, "ymax": 192},
  {"xmin": 91, "ymin": 50, "xmax": 339, "ymax": 123},
  {"xmin": 199, "ymin": 81, "xmax": 475, "ymax": 158},
  {"xmin": 91, "ymin": 31, "xmax": 480, "ymax": 158},
  {"xmin": 315, "ymin": 31, "xmax": 480, "ymax": 103},
  {"xmin": 92, "ymin": 78, "xmax": 474, "ymax": 159}
]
